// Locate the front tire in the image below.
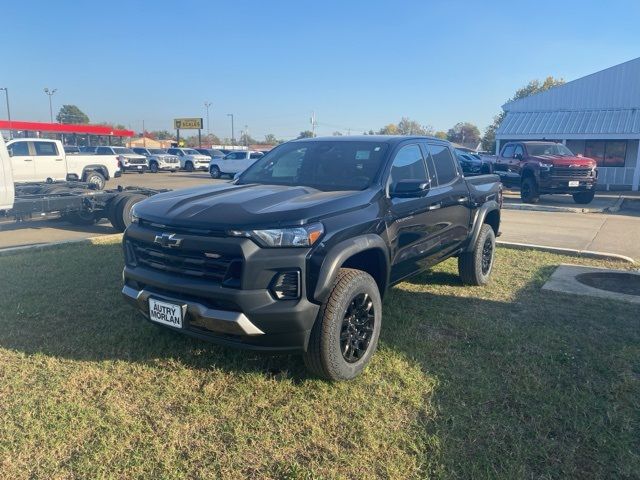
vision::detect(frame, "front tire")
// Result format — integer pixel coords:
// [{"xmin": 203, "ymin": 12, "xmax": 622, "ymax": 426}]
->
[
  {"xmin": 210, "ymin": 165, "xmax": 221, "ymax": 179},
  {"xmin": 303, "ymin": 268, "xmax": 382, "ymax": 381},
  {"xmin": 185, "ymin": 161, "xmax": 194, "ymax": 172},
  {"xmin": 521, "ymin": 177, "xmax": 539, "ymax": 204},
  {"xmin": 572, "ymin": 190, "xmax": 595, "ymax": 204},
  {"xmin": 149, "ymin": 161, "xmax": 159, "ymax": 173},
  {"xmin": 458, "ymin": 224, "xmax": 496, "ymax": 286}
]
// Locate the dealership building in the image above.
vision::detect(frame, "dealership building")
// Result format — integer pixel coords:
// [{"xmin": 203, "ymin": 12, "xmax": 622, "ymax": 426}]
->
[{"xmin": 496, "ymin": 57, "xmax": 640, "ymax": 191}]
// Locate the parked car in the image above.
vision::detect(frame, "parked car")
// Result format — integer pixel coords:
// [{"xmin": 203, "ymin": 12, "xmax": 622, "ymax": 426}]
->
[
  {"xmin": 495, "ymin": 141, "xmax": 597, "ymax": 204},
  {"xmin": 63, "ymin": 145, "xmax": 81, "ymax": 154},
  {"xmin": 132, "ymin": 147, "xmax": 180, "ymax": 173},
  {"xmin": 209, "ymin": 150, "xmax": 264, "ymax": 178},
  {"xmin": 6, "ymin": 138, "xmax": 120, "ymax": 189},
  {"xmin": 454, "ymin": 149, "xmax": 492, "ymax": 175},
  {"xmin": 195, "ymin": 148, "xmax": 225, "ymax": 159},
  {"xmin": 166, "ymin": 148, "xmax": 211, "ymax": 171},
  {"xmin": 95, "ymin": 146, "xmax": 148, "ymax": 173},
  {"xmin": 121, "ymin": 136, "xmax": 502, "ymax": 380}
]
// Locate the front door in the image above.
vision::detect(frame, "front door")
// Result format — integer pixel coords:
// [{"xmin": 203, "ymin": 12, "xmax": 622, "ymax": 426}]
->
[{"xmin": 7, "ymin": 141, "xmax": 35, "ymax": 182}]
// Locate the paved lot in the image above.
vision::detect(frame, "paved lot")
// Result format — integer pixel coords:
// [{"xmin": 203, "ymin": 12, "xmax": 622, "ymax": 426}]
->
[{"xmin": 1, "ymin": 172, "xmax": 639, "ymax": 261}]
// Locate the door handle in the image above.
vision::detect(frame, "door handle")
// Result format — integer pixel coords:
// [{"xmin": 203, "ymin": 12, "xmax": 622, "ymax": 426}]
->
[
  {"xmin": 55, "ymin": 158, "xmax": 63, "ymax": 161},
  {"xmin": 456, "ymin": 196, "xmax": 467, "ymax": 203},
  {"xmin": 23, "ymin": 158, "xmax": 33, "ymax": 162},
  {"xmin": 427, "ymin": 202, "xmax": 441, "ymax": 211}
]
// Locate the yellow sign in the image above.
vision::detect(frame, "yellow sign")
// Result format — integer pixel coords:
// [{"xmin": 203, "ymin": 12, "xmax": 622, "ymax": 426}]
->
[{"xmin": 174, "ymin": 118, "xmax": 203, "ymax": 130}]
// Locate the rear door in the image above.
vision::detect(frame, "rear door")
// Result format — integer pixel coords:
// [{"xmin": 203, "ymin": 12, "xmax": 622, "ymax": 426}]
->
[
  {"xmin": 33, "ymin": 141, "xmax": 66, "ymax": 181},
  {"xmin": 7, "ymin": 141, "xmax": 35, "ymax": 182},
  {"xmin": 421, "ymin": 142, "xmax": 472, "ymax": 259}
]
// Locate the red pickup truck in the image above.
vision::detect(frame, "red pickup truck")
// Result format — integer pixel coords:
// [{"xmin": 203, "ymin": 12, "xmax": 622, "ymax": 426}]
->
[{"xmin": 495, "ymin": 141, "xmax": 597, "ymax": 204}]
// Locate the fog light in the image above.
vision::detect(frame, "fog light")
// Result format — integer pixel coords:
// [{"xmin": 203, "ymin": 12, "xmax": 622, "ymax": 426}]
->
[{"xmin": 271, "ymin": 271, "xmax": 300, "ymax": 300}]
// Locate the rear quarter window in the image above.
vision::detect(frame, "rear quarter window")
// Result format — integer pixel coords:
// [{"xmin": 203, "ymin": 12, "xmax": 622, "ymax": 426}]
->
[
  {"xmin": 428, "ymin": 144, "xmax": 458, "ymax": 185},
  {"xmin": 35, "ymin": 142, "xmax": 59, "ymax": 156}
]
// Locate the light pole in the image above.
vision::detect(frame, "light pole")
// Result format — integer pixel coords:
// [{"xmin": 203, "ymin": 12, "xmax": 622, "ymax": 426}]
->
[
  {"xmin": 204, "ymin": 101, "xmax": 212, "ymax": 137},
  {"xmin": 227, "ymin": 113, "xmax": 234, "ymax": 145},
  {"xmin": 0, "ymin": 87, "xmax": 11, "ymax": 139},
  {"xmin": 43, "ymin": 88, "xmax": 57, "ymax": 122},
  {"xmin": 244, "ymin": 124, "xmax": 249, "ymax": 147}
]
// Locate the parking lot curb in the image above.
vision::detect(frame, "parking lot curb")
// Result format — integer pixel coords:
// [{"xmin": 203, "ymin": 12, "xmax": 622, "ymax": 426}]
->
[
  {"xmin": 497, "ymin": 240, "xmax": 635, "ymax": 264},
  {"xmin": 501, "ymin": 194, "xmax": 624, "ymax": 214},
  {"xmin": 0, "ymin": 234, "xmax": 123, "ymax": 256}
]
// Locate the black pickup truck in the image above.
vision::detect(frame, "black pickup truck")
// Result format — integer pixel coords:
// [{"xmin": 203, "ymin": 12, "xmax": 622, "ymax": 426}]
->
[{"xmin": 121, "ymin": 136, "xmax": 502, "ymax": 380}]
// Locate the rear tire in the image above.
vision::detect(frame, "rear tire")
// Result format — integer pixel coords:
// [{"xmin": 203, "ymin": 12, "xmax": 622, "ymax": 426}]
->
[
  {"xmin": 84, "ymin": 171, "xmax": 106, "ymax": 190},
  {"xmin": 303, "ymin": 268, "xmax": 382, "ymax": 381},
  {"xmin": 520, "ymin": 177, "xmax": 539, "ymax": 204},
  {"xmin": 185, "ymin": 161, "xmax": 194, "ymax": 172},
  {"xmin": 458, "ymin": 224, "xmax": 496, "ymax": 286},
  {"xmin": 572, "ymin": 190, "xmax": 595, "ymax": 204},
  {"xmin": 62, "ymin": 210, "xmax": 98, "ymax": 225},
  {"xmin": 109, "ymin": 193, "xmax": 146, "ymax": 232}
]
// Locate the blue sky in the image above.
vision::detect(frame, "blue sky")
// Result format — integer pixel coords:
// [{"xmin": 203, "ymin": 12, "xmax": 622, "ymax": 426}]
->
[{"xmin": 1, "ymin": 0, "xmax": 639, "ymax": 140}]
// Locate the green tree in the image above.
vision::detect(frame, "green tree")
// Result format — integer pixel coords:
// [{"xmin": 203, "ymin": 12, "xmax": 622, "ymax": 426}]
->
[
  {"xmin": 264, "ymin": 133, "xmax": 282, "ymax": 144},
  {"xmin": 434, "ymin": 131, "xmax": 447, "ymax": 140},
  {"xmin": 377, "ymin": 123, "xmax": 399, "ymax": 135},
  {"xmin": 446, "ymin": 122, "xmax": 481, "ymax": 147},
  {"xmin": 481, "ymin": 76, "xmax": 565, "ymax": 153},
  {"xmin": 56, "ymin": 105, "xmax": 90, "ymax": 124},
  {"xmin": 239, "ymin": 132, "xmax": 257, "ymax": 146},
  {"xmin": 297, "ymin": 130, "xmax": 314, "ymax": 139}
]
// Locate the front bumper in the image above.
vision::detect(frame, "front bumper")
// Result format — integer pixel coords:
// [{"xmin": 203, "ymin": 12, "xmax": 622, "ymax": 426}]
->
[
  {"xmin": 538, "ymin": 176, "xmax": 596, "ymax": 193},
  {"xmin": 121, "ymin": 224, "xmax": 320, "ymax": 351},
  {"xmin": 157, "ymin": 163, "xmax": 179, "ymax": 171},
  {"xmin": 123, "ymin": 164, "xmax": 149, "ymax": 173}
]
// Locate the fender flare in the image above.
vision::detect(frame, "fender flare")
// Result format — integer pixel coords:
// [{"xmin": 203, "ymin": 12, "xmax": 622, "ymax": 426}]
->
[
  {"xmin": 313, "ymin": 234, "xmax": 389, "ymax": 303},
  {"xmin": 82, "ymin": 164, "xmax": 110, "ymax": 180},
  {"xmin": 466, "ymin": 200, "xmax": 500, "ymax": 252}
]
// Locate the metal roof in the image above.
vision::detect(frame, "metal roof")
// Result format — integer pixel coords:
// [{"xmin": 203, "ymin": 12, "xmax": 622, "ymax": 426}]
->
[
  {"xmin": 0, "ymin": 120, "xmax": 134, "ymax": 137},
  {"xmin": 497, "ymin": 109, "xmax": 640, "ymax": 136},
  {"xmin": 503, "ymin": 57, "xmax": 640, "ymax": 112}
]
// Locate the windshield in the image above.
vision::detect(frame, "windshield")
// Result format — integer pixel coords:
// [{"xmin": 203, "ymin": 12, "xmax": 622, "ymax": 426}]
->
[
  {"xmin": 113, "ymin": 147, "xmax": 135, "ymax": 154},
  {"xmin": 149, "ymin": 149, "xmax": 167, "ymax": 154},
  {"xmin": 238, "ymin": 140, "xmax": 389, "ymax": 191},
  {"xmin": 527, "ymin": 143, "xmax": 574, "ymax": 157},
  {"xmin": 184, "ymin": 149, "xmax": 200, "ymax": 155}
]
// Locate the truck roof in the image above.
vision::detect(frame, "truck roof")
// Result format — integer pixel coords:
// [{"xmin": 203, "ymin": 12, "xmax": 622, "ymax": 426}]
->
[{"xmin": 290, "ymin": 135, "xmax": 448, "ymax": 145}]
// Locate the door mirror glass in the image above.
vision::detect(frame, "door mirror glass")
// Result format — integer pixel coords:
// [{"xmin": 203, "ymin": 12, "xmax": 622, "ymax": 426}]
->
[
  {"xmin": 514, "ymin": 153, "xmax": 523, "ymax": 161},
  {"xmin": 390, "ymin": 179, "xmax": 430, "ymax": 198}
]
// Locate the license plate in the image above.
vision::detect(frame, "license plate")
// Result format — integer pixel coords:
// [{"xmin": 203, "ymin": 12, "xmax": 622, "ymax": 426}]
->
[
  {"xmin": 137, "ymin": 165, "xmax": 142, "ymax": 169},
  {"xmin": 148, "ymin": 298, "xmax": 183, "ymax": 328},
  {"xmin": 568, "ymin": 181, "xmax": 580, "ymax": 187}
]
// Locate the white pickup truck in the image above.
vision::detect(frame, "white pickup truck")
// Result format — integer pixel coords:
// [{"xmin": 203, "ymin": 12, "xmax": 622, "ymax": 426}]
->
[
  {"xmin": 6, "ymin": 138, "xmax": 120, "ymax": 189},
  {"xmin": 0, "ymin": 137, "xmax": 158, "ymax": 230}
]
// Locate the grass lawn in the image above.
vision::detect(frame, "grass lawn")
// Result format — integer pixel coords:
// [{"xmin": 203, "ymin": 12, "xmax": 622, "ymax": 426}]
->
[{"xmin": 0, "ymin": 238, "xmax": 638, "ymax": 479}]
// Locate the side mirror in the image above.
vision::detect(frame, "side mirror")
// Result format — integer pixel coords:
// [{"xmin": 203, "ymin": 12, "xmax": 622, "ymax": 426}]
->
[
  {"xmin": 514, "ymin": 153, "xmax": 523, "ymax": 161},
  {"xmin": 390, "ymin": 179, "xmax": 430, "ymax": 198}
]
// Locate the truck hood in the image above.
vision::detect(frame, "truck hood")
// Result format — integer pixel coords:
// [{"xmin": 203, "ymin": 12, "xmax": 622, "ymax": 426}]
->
[
  {"xmin": 135, "ymin": 183, "xmax": 377, "ymax": 229},
  {"xmin": 531, "ymin": 154, "xmax": 596, "ymax": 168}
]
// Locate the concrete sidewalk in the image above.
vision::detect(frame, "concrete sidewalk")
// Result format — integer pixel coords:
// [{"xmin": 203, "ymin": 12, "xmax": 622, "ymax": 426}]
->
[{"xmin": 500, "ymin": 209, "xmax": 640, "ymax": 261}]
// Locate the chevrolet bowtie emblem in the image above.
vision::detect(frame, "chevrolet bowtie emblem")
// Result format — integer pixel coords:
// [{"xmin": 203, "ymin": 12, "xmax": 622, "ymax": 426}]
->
[{"xmin": 154, "ymin": 233, "xmax": 183, "ymax": 248}]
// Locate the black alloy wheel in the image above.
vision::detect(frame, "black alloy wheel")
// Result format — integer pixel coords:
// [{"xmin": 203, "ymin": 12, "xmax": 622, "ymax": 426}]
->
[{"xmin": 340, "ymin": 293, "xmax": 375, "ymax": 363}]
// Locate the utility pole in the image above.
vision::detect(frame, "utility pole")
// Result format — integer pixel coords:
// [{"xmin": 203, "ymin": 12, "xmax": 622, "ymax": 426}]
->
[
  {"xmin": 0, "ymin": 87, "xmax": 11, "ymax": 139},
  {"xmin": 244, "ymin": 124, "xmax": 249, "ymax": 147},
  {"xmin": 227, "ymin": 113, "xmax": 235, "ymax": 145},
  {"xmin": 43, "ymin": 88, "xmax": 57, "ymax": 123},
  {"xmin": 204, "ymin": 101, "xmax": 212, "ymax": 136},
  {"xmin": 310, "ymin": 111, "xmax": 317, "ymax": 137}
]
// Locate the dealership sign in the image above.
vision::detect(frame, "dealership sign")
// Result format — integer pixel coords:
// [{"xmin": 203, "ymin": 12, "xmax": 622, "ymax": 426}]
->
[{"xmin": 174, "ymin": 118, "xmax": 203, "ymax": 129}]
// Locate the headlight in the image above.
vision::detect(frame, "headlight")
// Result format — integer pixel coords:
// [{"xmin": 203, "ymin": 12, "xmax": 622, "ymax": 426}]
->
[
  {"xmin": 130, "ymin": 205, "xmax": 140, "ymax": 224},
  {"xmin": 229, "ymin": 222, "xmax": 324, "ymax": 247},
  {"xmin": 539, "ymin": 162, "xmax": 553, "ymax": 170}
]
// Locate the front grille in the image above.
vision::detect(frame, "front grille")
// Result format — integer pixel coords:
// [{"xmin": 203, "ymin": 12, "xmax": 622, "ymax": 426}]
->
[
  {"xmin": 127, "ymin": 158, "xmax": 147, "ymax": 165},
  {"xmin": 551, "ymin": 167, "xmax": 592, "ymax": 178},
  {"xmin": 127, "ymin": 239, "xmax": 242, "ymax": 286}
]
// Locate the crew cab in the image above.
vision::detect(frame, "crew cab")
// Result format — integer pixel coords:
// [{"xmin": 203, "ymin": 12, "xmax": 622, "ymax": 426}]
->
[
  {"xmin": 209, "ymin": 150, "xmax": 264, "ymax": 178},
  {"xmin": 166, "ymin": 148, "xmax": 211, "ymax": 172},
  {"xmin": 132, "ymin": 148, "xmax": 180, "ymax": 173},
  {"xmin": 121, "ymin": 136, "xmax": 502, "ymax": 380},
  {"xmin": 6, "ymin": 138, "xmax": 120, "ymax": 190},
  {"xmin": 495, "ymin": 141, "xmax": 597, "ymax": 204},
  {"xmin": 95, "ymin": 146, "xmax": 148, "ymax": 173}
]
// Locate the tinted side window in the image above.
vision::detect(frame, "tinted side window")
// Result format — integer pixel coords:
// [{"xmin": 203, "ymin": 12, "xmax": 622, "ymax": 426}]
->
[
  {"xmin": 514, "ymin": 145, "xmax": 524, "ymax": 158},
  {"xmin": 34, "ymin": 142, "xmax": 59, "ymax": 156},
  {"xmin": 96, "ymin": 147, "xmax": 111, "ymax": 155},
  {"xmin": 389, "ymin": 144, "xmax": 427, "ymax": 188},
  {"xmin": 250, "ymin": 152, "xmax": 263, "ymax": 159},
  {"xmin": 8, "ymin": 142, "xmax": 29, "ymax": 156},
  {"xmin": 501, "ymin": 144, "xmax": 515, "ymax": 158},
  {"xmin": 428, "ymin": 144, "xmax": 458, "ymax": 184}
]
